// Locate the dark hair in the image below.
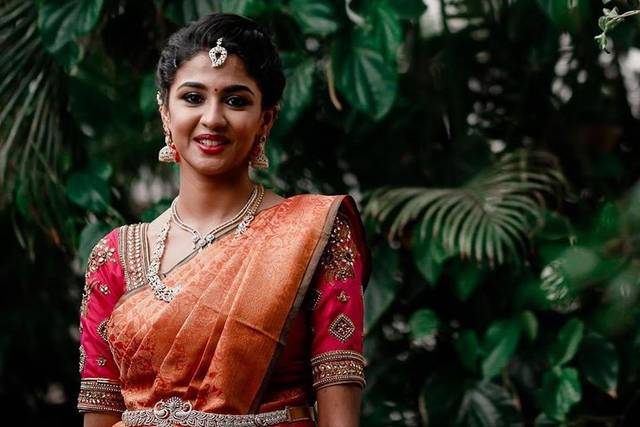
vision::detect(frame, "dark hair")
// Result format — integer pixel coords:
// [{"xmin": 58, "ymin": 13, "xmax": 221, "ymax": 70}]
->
[{"xmin": 156, "ymin": 13, "xmax": 285, "ymax": 109}]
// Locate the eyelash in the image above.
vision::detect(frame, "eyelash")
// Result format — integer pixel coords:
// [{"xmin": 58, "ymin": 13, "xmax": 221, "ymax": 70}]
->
[{"xmin": 181, "ymin": 93, "xmax": 249, "ymax": 108}]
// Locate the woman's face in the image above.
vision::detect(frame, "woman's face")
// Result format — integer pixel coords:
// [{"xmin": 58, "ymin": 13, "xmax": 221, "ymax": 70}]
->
[{"xmin": 161, "ymin": 52, "xmax": 273, "ymax": 177}]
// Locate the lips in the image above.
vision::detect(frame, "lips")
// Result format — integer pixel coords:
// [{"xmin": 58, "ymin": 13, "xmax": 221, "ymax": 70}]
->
[
  {"xmin": 193, "ymin": 134, "xmax": 229, "ymax": 155},
  {"xmin": 194, "ymin": 134, "xmax": 229, "ymax": 147}
]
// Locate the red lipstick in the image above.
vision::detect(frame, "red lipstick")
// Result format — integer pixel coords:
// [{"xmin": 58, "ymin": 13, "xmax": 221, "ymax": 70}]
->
[{"xmin": 193, "ymin": 134, "xmax": 229, "ymax": 155}]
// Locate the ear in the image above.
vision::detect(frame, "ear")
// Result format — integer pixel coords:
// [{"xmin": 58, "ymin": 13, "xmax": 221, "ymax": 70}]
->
[
  {"xmin": 259, "ymin": 105, "xmax": 278, "ymax": 137},
  {"xmin": 159, "ymin": 104, "xmax": 171, "ymax": 128}
]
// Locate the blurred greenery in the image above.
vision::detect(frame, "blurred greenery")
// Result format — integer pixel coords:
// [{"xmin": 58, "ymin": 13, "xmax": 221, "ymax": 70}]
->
[{"xmin": 2, "ymin": 0, "xmax": 640, "ymax": 424}]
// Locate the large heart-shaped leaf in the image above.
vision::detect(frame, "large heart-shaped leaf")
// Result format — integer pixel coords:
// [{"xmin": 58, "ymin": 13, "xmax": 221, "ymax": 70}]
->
[
  {"xmin": 289, "ymin": 0, "xmax": 339, "ymax": 36},
  {"xmin": 332, "ymin": 40, "xmax": 397, "ymax": 120},
  {"xmin": 277, "ymin": 53, "xmax": 316, "ymax": 134},
  {"xmin": 364, "ymin": 0, "xmax": 403, "ymax": 60}
]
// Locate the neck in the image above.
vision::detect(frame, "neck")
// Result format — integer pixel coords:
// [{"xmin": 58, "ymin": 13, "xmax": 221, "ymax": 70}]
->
[{"xmin": 176, "ymin": 166, "xmax": 254, "ymax": 231}]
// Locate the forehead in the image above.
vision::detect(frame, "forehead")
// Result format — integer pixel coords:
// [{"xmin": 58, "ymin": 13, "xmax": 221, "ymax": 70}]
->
[{"xmin": 172, "ymin": 52, "xmax": 259, "ymax": 91}]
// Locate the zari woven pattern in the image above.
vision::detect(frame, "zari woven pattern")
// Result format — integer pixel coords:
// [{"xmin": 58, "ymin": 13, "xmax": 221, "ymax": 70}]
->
[
  {"xmin": 78, "ymin": 378, "xmax": 125, "ymax": 413},
  {"xmin": 119, "ymin": 223, "xmax": 150, "ymax": 292},
  {"xmin": 122, "ymin": 397, "xmax": 290, "ymax": 427},
  {"xmin": 310, "ymin": 350, "xmax": 366, "ymax": 390}
]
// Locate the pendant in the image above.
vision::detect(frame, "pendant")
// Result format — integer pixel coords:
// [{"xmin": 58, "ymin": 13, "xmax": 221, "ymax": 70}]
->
[{"xmin": 193, "ymin": 234, "xmax": 215, "ymax": 250}]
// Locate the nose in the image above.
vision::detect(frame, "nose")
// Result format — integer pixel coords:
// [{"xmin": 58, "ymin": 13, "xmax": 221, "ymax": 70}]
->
[{"xmin": 200, "ymin": 99, "xmax": 227, "ymax": 130}]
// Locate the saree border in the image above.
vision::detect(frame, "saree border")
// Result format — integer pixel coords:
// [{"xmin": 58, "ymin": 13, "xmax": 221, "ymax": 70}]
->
[{"xmin": 249, "ymin": 195, "xmax": 349, "ymax": 412}]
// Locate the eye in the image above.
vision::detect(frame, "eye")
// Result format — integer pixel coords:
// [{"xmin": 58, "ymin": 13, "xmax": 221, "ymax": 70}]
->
[
  {"xmin": 182, "ymin": 92, "xmax": 204, "ymax": 104},
  {"xmin": 225, "ymin": 95, "xmax": 249, "ymax": 108}
]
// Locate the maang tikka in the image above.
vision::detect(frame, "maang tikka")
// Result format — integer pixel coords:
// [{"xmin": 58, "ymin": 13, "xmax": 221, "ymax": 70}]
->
[{"xmin": 209, "ymin": 38, "xmax": 228, "ymax": 68}]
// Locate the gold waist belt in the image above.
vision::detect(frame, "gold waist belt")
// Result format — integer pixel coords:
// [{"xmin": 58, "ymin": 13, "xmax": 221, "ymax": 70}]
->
[{"xmin": 121, "ymin": 397, "xmax": 315, "ymax": 427}]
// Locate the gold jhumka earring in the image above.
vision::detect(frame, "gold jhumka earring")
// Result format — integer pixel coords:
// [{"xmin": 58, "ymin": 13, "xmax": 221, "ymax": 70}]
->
[
  {"xmin": 249, "ymin": 135, "xmax": 269, "ymax": 169},
  {"xmin": 157, "ymin": 91, "xmax": 178, "ymax": 163}
]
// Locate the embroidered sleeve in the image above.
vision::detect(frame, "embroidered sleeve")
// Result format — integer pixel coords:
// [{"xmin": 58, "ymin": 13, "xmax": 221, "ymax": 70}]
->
[
  {"xmin": 309, "ymin": 213, "xmax": 367, "ymax": 391},
  {"xmin": 78, "ymin": 228, "xmax": 126, "ymax": 414}
]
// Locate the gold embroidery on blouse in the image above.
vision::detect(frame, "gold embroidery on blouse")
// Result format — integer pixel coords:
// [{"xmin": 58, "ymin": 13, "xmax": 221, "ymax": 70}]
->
[
  {"xmin": 86, "ymin": 237, "xmax": 116, "ymax": 279},
  {"xmin": 97, "ymin": 319, "xmax": 109, "ymax": 342},
  {"xmin": 99, "ymin": 284, "xmax": 109, "ymax": 295},
  {"xmin": 97, "ymin": 356, "xmax": 107, "ymax": 367},
  {"xmin": 337, "ymin": 290, "xmax": 349, "ymax": 303},
  {"xmin": 319, "ymin": 215, "xmax": 355, "ymax": 283},
  {"xmin": 311, "ymin": 350, "xmax": 366, "ymax": 390},
  {"xmin": 79, "ymin": 345, "xmax": 86, "ymax": 373},
  {"xmin": 120, "ymin": 223, "xmax": 150, "ymax": 292},
  {"xmin": 78, "ymin": 378, "xmax": 125, "ymax": 413},
  {"xmin": 308, "ymin": 288, "xmax": 322, "ymax": 311},
  {"xmin": 329, "ymin": 313, "xmax": 355, "ymax": 343},
  {"xmin": 80, "ymin": 278, "xmax": 103, "ymax": 318}
]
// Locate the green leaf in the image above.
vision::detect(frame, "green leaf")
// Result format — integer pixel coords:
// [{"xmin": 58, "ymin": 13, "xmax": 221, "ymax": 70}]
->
[
  {"xmin": 163, "ymin": 0, "xmax": 219, "ymax": 24},
  {"xmin": 409, "ymin": 309, "xmax": 439, "ymax": 339},
  {"xmin": 384, "ymin": 0, "xmax": 427, "ymax": 19},
  {"xmin": 65, "ymin": 171, "xmax": 110, "ymax": 213},
  {"xmin": 277, "ymin": 53, "xmax": 316, "ymax": 133},
  {"xmin": 538, "ymin": 367, "xmax": 582, "ymax": 422},
  {"xmin": 578, "ymin": 332, "xmax": 619, "ymax": 398},
  {"xmin": 455, "ymin": 330, "xmax": 480, "ymax": 373},
  {"xmin": 452, "ymin": 261, "xmax": 484, "ymax": 301},
  {"xmin": 77, "ymin": 221, "xmax": 111, "ymax": 268},
  {"xmin": 332, "ymin": 40, "xmax": 397, "ymax": 120},
  {"xmin": 455, "ymin": 381, "xmax": 523, "ymax": 427},
  {"xmin": 37, "ymin": 0, "xmax": 105, "ymax": 55},
  {"xmin": 88, "ymin": 159, "xmax": 112, "ymax": 181},
  {"xmin": 289, "ymin": 0, "xmax": 339, "ymax": 36},
  {"xmin": 364, "ymin": 243, "xmax": 400, "ymax": 333},
  {"xmin": 548, "ymin": 318, "xmax": 584, "ymax": 367},
  {"xmin": 412, "ymin": 235, "xmax": 449, "ymax": 285},
  {"xmin": 536, "ymin": 0, "xmax": 591, "ymax": 33},
  {"xmin": 365, "ymin": 0, "xmax": 403, "ymax": 60},
  {"xmin": 15, "ymin": 181, "xmax": 32, "ymax": 220},
  {"xmin": 481, "ymin": 318, "xmax": 521, "ymax": 380},
  {"xmin": 139, "ymin": 73, "xmax": 158, "ymax": 119},
  {"xmin": 520, "ymin": 311, "xmax": 539, "ymax": 341},
  {"xmin": 221, "ymin": 0, "xmax": 265, "ymax": 16}
]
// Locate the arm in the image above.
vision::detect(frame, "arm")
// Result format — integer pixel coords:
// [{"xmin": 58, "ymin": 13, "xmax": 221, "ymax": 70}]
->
[
  {"xmin": 78, "ymin": 230, "xmax": 127, "ymax": 421},
  {"xmin": 83, "ymin": 413, "xmax": 122, "ymax": 427},
  {"xmin": 316, "ymin": 385, "xmax": 362, "ymax": 427},
  {"xmin": 309, "ymin": 208, "xmax": 370, "ymax": 427}
]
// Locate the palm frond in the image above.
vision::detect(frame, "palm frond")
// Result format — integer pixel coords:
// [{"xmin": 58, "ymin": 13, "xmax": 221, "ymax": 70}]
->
[
  {"xmin": 0, "ymin": 0, "xmax": 69, "ymax": 248},
  {"xmin": 365, "ymin": 150, "xmax": 567, "ymax": 266}
]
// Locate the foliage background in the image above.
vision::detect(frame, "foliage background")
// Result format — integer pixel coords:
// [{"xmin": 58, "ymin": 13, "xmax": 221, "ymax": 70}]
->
[{"xmin": 1, "ymin": 0, "xmax": 640, "ymax": 425}]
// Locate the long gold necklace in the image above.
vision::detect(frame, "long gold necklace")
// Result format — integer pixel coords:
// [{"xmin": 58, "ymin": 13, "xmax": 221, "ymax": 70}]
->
[{"xmin": 147, "ymin": 184, "xmax": 264, "ymax": 302}]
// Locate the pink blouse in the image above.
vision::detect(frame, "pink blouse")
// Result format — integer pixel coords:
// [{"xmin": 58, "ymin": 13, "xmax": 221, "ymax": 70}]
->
[{"xmin": 77, "ymin": 210, "xmax": 367, "ymax": 414}]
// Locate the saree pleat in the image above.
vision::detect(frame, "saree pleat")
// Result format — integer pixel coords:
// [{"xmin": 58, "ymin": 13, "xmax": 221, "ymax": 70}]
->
[{"xmin": 107, "ymin": 195, "xmax": 345, "ymax": 415}]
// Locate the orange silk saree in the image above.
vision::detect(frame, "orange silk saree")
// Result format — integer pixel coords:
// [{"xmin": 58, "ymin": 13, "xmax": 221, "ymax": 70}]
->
[{"xmin": 104, "ymin": 194, "xmax": 364, "ymax": 423}]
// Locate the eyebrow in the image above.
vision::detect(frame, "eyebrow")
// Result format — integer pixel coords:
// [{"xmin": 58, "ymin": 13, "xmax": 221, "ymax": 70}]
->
[{"xmin": 177, "ymin": 82, "xmax": 255, "ymax": 96}]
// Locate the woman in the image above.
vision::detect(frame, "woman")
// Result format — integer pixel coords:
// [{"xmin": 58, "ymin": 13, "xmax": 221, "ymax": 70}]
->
[{"xmin": 77, "ymin": 13, "xmax": 370, "ymax": 427}]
